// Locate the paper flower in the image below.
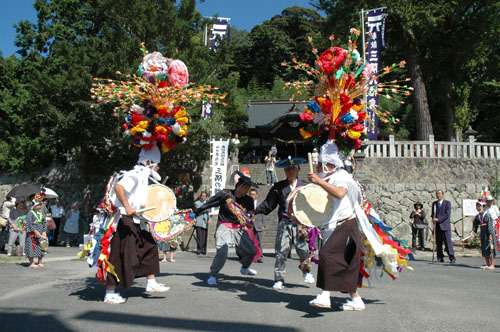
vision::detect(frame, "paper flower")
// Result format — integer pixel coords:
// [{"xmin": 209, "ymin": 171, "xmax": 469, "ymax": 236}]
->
[
  {"xmin": 282, "ymin": 28, "xmax": 412, "ymax": 153},
  {"xmin": 91, "ymin": 44, "xmax": 226, "ymax": 153},
  {"xmin": 168, "ymin": 59, "xmax": 189, "ymax": 88}
]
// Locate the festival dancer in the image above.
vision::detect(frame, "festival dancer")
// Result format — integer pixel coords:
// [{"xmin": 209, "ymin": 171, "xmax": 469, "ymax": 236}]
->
[
  {"xmin": 307, "ymin": 140, "xmax": 365, "ymax": 310},
  {"xmin": 104, "ymin": 145, "xmax": 169, "ymax": 304},
  {"xmin": 194, "ymin": 173, "xmax": 259, "ymax": 286},
  {"xmin": 252, "ymin": 157, "xmax": 314, "ymax": 290},
  {"xmin": 470, "ymin": 198, "xmax": 497, "ymax": 270}
]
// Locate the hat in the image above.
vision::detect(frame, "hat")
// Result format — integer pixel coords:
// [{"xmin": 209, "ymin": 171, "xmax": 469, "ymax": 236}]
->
[
  {"xmin": 414, "ymin": 202, "xmax": 423, "ymax": 209},
  {"xmin": 477, "ymin": 198, "xmax": 487, "ymax": 206},
  {"xmin": 91, "ymin": 45, "xmax": 226, "ymax": 154},
  {"xmin": 235, "ymin": 171, "xmax": 258, "ymax": 188},
  {"xmin": 138, "ymin": 144, "xmax": 161, "ymax": 165},
  {"xmin": 32, "ymin": 194, "xmax": 43, "ymax": 206},
  {"xmin": 276, "ymin": 156, "xmax": 306, "ymax": 168},
  {"xmin": 485, "ymin": 195, "xmax": 494, "ymax": 201},
  {"xmin": 72, "ymin": 202, "xmax": 79, "ymax": 208},
  {"xmin": 318, "ymin": 140, "xmax": 344, "ymax": 169},
  {"xmin": 283, "ymin": 30, "xmax": 410, "ymax": 154}
]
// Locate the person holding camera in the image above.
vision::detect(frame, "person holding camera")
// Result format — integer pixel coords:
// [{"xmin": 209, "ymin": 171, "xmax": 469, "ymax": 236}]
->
[{"xmin": 410, "ymin": 202, "xmax": 427, "ymax": 250}]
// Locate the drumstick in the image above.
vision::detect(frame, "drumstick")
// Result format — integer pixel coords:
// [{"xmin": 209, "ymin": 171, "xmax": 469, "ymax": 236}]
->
[
  {"xmin": 308, "ymin": 152, "xmax": 314, "ymax": 173},
  {"xmin": 136, "ymin": 206, "xmax": 156, "ymax": 213}
]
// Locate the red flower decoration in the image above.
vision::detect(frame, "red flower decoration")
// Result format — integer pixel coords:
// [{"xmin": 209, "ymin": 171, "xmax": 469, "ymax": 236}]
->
[
  {"xmin": 357, "ymin": 112, "xmax": 367, "ymax": 121},
  {"xmin": 315, "ymin": 47, "xmax": 347, "ymax": 74},
  {"xmin": 158, "ymin": 80, "xmax": 170, "ymax": 89},
  {"xmin": 351, "ymin": 124, "xmax": 365, "ymax": 131},
  {"xmin": 300, "ymin": 112, "xmax": 313, "ymax": 122},
  {"xmin": 321, "ymin": 98, "xmax": 333, "ymax": 114},
  {"xmin": 130, "ymin": 113, "xmax": 143, "ymax": 123},
  {"xmin": 345, "ymin": 75, "xmax": 356, "ymax": 89}
]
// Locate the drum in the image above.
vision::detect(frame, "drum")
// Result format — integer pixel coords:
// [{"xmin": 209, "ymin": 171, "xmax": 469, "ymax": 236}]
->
[
  {"xmin": 149, "ymin": 209, "xmax": 196, "ymax": 242},
  {"xmin": 286, "ymin": 184, "xmax": 333, "ymax": 227},
  {"xmin": 141, "ymin": 184, "xmax": 177, "ymax": 222}
]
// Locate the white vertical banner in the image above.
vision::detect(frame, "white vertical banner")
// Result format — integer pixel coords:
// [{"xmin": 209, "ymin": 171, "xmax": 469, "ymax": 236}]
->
[{"xmin": 210, "ymin": 139, "xmax": 229, "ymax": 215}]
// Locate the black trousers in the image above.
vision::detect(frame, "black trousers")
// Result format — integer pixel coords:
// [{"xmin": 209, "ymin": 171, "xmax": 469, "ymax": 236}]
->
[
  {"xmin": 50, "ymin": 217, "xmax": 62, "ymax": 245},
  {"xmin": 195, "ymin": 226, "xmax": 208, "ymax": 254},
  {"xmin": 412, "ymin": 227, "xmax": 425, "ymax": 249}
]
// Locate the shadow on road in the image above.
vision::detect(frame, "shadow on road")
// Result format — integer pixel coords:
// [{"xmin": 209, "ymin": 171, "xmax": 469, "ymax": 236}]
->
[
  {"xmin": 67, "ymin": 277, "xmax": 170, "ymax": 302},
  {"xmin": 0, "ymin": 310, "xmax": 74, "ymax": 331},
  {"xmin": 171, "ymin": 272, "xmax": 382, "ymax": 318},
  {"xmin": 76, "ymin": 310, "xmax": 301, "ymax": 331}
]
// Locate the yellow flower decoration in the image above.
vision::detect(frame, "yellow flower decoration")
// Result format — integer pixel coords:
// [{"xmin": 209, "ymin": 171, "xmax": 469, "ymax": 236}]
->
[
  {"xmin": 300, "ymin": 128, "xmax": 312, "ymax": 139},
  {"xmin": 347, "ymin": 129, "xmax": 361, "ymax": 139}
]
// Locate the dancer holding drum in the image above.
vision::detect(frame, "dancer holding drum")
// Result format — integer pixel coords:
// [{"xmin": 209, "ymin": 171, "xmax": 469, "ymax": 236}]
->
[
  {"xmin": 252, "ymin": 157, "xmax": 314, "ymax": 291},
  {"xmin": 193, "ymin": 172, "xmax": 259, "ymax": 286},
  {"xmin": 103, "ymin": 145, "xmax": 170, "ymax": 304},
  {"xmin": 308, "ymin": 140, "xmax": 365, "ymax": 311}
]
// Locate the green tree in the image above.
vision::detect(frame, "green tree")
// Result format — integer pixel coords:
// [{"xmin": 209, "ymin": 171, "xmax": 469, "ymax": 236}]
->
[{"xmin": 8, "ymin": 0, "xmax": 218, "ymax": 219}]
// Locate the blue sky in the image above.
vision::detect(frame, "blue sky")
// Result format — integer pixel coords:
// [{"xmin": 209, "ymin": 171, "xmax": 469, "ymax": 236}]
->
[{"xmin": 0, "ymin": 0, "xmax": 318, "ymax": 57}]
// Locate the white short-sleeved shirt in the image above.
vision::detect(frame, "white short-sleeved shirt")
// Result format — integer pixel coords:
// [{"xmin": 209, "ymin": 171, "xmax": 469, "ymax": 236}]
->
[
  {"xmin": 115, "ymin": 165, "xmax": 150, "ymax": 224},
  {"xmin": 51, "ymin": 205, "xmax": 65, "ymax": 218},
  {"xmin": 320, "ymin": 169, "xmax": 359, "ymax": 242},
  {"xmin": 487, "ymin": 205, "xmax": 499, "ymax": 220}
]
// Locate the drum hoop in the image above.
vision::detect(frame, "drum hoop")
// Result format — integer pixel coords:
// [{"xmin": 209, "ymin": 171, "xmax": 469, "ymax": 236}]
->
[
  {"xmin": 287, "ymin": 184, "xmax": 332, "ymax": 227},
  {"xmin": 149, "ymin": 209, "xmax": 195, "ymax": 242},
  {"xmin": 141, "ymin": 184, "xmax": 177, "ymax": 222}
]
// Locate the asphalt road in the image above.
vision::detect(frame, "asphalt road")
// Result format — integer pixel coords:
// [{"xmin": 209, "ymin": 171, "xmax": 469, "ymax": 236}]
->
[{"xmin": 0, "ymin": 247, "xmax": 499, "ymax": 332}]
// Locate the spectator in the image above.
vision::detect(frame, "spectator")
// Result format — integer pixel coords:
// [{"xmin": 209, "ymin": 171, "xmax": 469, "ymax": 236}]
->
[
  {"xmin": 50, "ymin": 199, "xmax": 65, "ymax": 246},
  {"xmin": 64, "ymin": 202, "xmax": 80, "ymax": 247},
  {"xmin": 194, "ymin": 192, "xmax": 209, "ymax": 255},
  {"xmin": 264, "ymin": 151, "xmax": 277, "ymax": 185},
  {"xmin": 42, "ymin": 199, "xmax": 54, "ymax": 242},
  {"xmin": 250, "ymin": 149, "xmax": 259, "ymax": 164},
  {"xmin": 470, "ymin": 198, "xmax": 497, "ymax": 270},
  {"xmin": 249, "ymin": 189, "xmax": 265, "ymax": 263},
  {"xmin": 160, "ymin": 240, "xmax": 178, "ymax": 262},
  {"xmin": 1, "ymin": 196, "xmax": 16, "ymax": 253},
  {"xmin": 344, "ymin": 152, "xmax": 355, "ymax": 174},
  {"xmin": 311, "ymin": 148, "xmax": 319, "ymax": 166},
  {"xmin": 410, "ymin": 202, "xmax": 427, "ymax": 250},
  {"xmin": 431, "ymin": 190, "xmax": 456, "ymax": 263},
  {"xmin": 270, "ymin": 144, "xmax": 277, "ymax": 157},
  {"xmin": 485, "ymin": 195, "xmax": 499, "ymax": 252},
  {"xmin": 231, "ymin": 133, "xmax": 240, "ymax": 162},
  {"xmin": 24, "ymin": 194, "xmax": 47, "ymax": 268},
  {"xmin": 7, "ymin": 200, "xmax": 27, "ymax": 256}
]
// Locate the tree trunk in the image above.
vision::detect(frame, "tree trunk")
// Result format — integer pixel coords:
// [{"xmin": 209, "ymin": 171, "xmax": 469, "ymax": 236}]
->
[
  {"xmin": 444, "ymin": 79, "xmax": 456, "ymax": 141},
  {"xmin": 407, "ymin": 42, "xmax": 434, "ymax": 140}
]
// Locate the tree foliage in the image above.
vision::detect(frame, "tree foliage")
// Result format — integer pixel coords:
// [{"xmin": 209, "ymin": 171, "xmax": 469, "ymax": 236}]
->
[{"xmin": 1, "ymin": 0, "xmax": 499, "ymax": 187}]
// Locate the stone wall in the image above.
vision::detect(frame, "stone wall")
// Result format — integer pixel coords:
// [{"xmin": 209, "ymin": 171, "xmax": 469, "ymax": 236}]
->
[
  {"xmin": 2, "ymin": 157, "xmax": 499, "ymax": 246},
  {"xmin": 0, "ymin": 162, "xmax": 108, "ymax": 225},
  {"xmin": 355, "ymin": 157, "xmax": 500, "ymax": 242}
]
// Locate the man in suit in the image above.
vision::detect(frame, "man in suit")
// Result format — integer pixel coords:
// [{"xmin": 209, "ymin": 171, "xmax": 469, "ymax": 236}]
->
[
  {"xmin": 249, "ymin": 189, "xmax": 265, "ymax": 263},
  {"xmin": 431, "ymin": 189, "xmax": 456, "ymax": 263},
  {"xmin": 194, "ymin": 192, "xmax": 209, "ymax": 255}
]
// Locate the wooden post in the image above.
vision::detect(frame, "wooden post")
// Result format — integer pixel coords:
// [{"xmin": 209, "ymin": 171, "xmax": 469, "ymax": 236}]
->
[
  {"xmin": 462, "ymin": 216, "xmax": 465, "ymax": 252},
  {"xmin": 308, "ymin": 152, "xmax": 314, "ymax": 173}
]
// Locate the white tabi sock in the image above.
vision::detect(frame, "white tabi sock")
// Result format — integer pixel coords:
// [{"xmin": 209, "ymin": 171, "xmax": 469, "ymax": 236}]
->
[
  {"xmin": 147, "ymin": 279, "xmax": 158, "ymax": 287},
  {"xmin": 105, "ymin": 290, "xmax": 116, "ymax": 296},
  {"xmin": 320, "ymin": 290, "xmax": 331, "ymax": 298}
]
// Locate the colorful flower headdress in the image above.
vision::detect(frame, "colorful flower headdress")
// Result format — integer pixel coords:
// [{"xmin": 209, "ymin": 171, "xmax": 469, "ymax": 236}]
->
[
  {"xmin": 91, "ymin": 44, "xmax": 226, "ymax": 152},
  {"xmin": 282, "ymin": 28, "xmax": 412, "ymax": 153}
]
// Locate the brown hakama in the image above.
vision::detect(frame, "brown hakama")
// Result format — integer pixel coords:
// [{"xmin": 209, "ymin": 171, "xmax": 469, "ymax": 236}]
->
[
  {"xmin": 316, "ymin": 218, "xmax": 361, "ymax": 293},
  {"xmin": 107, "ymin": 215, "xmax": 160, "ymax": 289}
]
